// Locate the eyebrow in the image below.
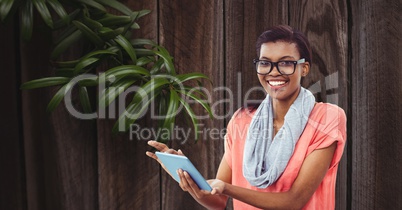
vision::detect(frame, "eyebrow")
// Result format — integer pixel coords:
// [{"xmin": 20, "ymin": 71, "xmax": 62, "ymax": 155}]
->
[{"xmin": 260, "ymin": 55, "xmax": 297, "ymax": 60}]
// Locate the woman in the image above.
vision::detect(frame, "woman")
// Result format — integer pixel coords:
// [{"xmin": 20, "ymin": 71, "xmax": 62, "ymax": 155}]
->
[{"xmin": 146, "ymin": 25, "xmax": 347, "ymax": 209}]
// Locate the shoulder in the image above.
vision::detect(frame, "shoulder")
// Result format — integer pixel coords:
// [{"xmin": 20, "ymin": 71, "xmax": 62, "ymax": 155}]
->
[
  {"xmin": 307, "ymin": 102, "xmax": 347, "ymax": 141},
  {"xmin": 310, "ymin": 102, "xmax": 346, "ymax": 123}
]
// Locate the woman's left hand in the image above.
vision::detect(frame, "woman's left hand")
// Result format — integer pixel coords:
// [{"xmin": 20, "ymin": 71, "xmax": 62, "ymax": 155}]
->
[
  {"xmin": 177, "ymin": 169, "xmax": 211, "ymax": 199},
  {"xmin": 208, "ymin": 179, "xmax": 226, "ymax": 195}
]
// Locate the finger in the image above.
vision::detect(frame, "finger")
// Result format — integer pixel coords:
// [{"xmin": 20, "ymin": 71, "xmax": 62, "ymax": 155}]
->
[
  {"xmin": 145, "ymin": 151, "xmax": 158, "ymax": 160},
  {"xmin": 178, "ymin": 149, "xmax": 185, "ymax": 156},
  {"xmin": 183, "ymin": 171, "xmax": 204, "ymax": 198},
  {"xmin": 147, "ymin": 140, "xmax": 170, "ymax": 152},
  {"xmin": 177, "ymin": 169, "xmax": 189, "ymax": 191}
]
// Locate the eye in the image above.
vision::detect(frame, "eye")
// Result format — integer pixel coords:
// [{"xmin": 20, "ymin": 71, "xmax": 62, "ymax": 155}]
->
[
  {"xmin": 259, "ymin": 60, "xmax": 271, "ymax": 67},
  {"xmin": 278, "ymin": 61, "xmax": 294, "ymax": 66}
]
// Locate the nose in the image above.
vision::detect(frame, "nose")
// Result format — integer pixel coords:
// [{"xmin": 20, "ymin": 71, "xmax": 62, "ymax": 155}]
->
[{"xmin": 269, "ymin": 64, "xmax": 282, "ymax": 76}]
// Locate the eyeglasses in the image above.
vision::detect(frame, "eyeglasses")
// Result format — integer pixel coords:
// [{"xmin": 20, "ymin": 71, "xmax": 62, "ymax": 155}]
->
[{"xmin": 253, "ymin": 58, "xmax": 305, "ymax": 75}]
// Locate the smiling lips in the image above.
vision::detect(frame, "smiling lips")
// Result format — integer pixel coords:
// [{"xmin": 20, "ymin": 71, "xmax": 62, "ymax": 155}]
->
[{"xmin": 268, "ymin": 80, "xmax": 287, "ymax": 87}]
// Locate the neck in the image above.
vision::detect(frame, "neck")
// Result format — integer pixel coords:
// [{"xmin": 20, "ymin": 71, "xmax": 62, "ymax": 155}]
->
[{"xmin": 272, "ymin": 87, "xmax": 301, "ymax": 122}]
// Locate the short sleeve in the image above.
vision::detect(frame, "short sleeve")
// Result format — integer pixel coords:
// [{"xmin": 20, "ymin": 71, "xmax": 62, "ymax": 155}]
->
[
  {"xmin": 224, "ymin": 112, "xmax": 236, "ymax": 169},
  {"xmin": 307, "ymin": 104, "xmax": 347, "ymax": 168}
]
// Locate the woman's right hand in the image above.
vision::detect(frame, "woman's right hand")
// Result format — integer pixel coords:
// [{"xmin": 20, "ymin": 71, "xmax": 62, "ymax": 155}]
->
[{"xmin": 145, "ymin": 140, "xmax": 184, "ymax": 179}]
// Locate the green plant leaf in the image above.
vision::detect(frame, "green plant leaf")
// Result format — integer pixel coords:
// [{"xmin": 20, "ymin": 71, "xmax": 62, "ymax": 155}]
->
[
  {"xmin": 75, "ymin": 0, "xmax": 106, "ymax": 12},
  {"xmin": 137, "ymin": 10, "xmax": 151, "ymax": 19},
  {"xmin": 0, "ymin": 0, "xmax": 15, "ymax": 21},
  {"xmin": 20, "ymin": 0, "xmax": 33, "ymax": 41},
  {"xmin": 51, "ymin": 30, "xmax": 82, "ymax": 59},
  {"xmin": 112, "ymin": 76, "xmax": 170, "ymax": 133},
  {"xmin": 82, "ymin": 15, "xmax": 103, "ymax": 30},
  {"xmin": 102, "ymin": 65, "xmax": 150, "ymax": 81},
  {"xmin": 47, "ymin": 0, "xmax": 69, "ymax": 24},
  {"xmin": 112, "ymin": 90, "xmax": 158, "ymax": 133},
  {"xmin": 52, "ymin": 60, "xmax": 79, "ymax": 68},
  {"xmin": 174, "ymin": 72, "xmax": 210, "ymax": 84},
  {"xmin": 99, "ymin": 79, "xmax": 135, "ymax": 108},
  {"xmin": 97, "ymin": 14, "xmax": 131, "ymax": 27},
  {"xmin": 73, "ymin": 20, "xmax": 104, "ymax": 47},
  {"xmin": 79, "ymin": 86, "xmax": 92, "ymax": 113},
  {"xmin": 178, "ymin": 89, "xmax": 213, "ymax": 118},
  {"xmin": 20, "ymin": 77, "xmax": 70, "ymax": 89},
  {"xmin": 178, "ymin": 96, "xmax": 199, "ymax": 141},
  {"xmin": 159, "ymin": 89, "xmax": 180, "ymax": 142},
  {"xmin": 32, "ymin": 0, "xmax": 53, "ymax": 28},
  {"xmin": 153, "ymin": 46, "xmax": 176, "ymax": 75},
  {"xmin": 94, "ymin": 0, "xmax": 132, "ymax": 16},
  {"xmin": 131, "ymin": 38, "xmax": 156, "ymax": 47},
  {"xmin": 115, "ymin": 34, "xmax": 137, "ymax": 63},
  {"xmin": 74, "ymin": 57, "xmax": 99, "ymax": 74},
  {"xmin": 46, "ymin": 79, "xmax": 76, "ymax": 112},
  {"xmin": 54, "ymin": 9, "xmax": 79, "ymax": 29},
  {"xmin": 98, "ymin": 27, "xmax": 122, "ymax": 40}
]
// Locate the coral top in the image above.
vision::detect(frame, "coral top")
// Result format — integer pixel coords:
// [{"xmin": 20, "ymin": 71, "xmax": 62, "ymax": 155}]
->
[{"xmin": 224, "ymin": 103, "xmax": 347, "ymax": 210}]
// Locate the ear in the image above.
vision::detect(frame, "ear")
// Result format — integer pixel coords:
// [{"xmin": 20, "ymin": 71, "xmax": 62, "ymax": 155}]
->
[{"xmin": 301, "ymin": 62, "xmax": 310, "ymax": 77}]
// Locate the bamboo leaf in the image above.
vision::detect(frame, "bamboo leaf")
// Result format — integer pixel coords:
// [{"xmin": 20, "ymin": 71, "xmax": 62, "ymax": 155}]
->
[
  {"xmin": 53, "ymin": 9, "xmax": 79, "ymax": 29},
  {"xmin": 46, "ymin": 85, "xmax": 67, "ymax": 112},
  {"xmin": 159, "ymin": 90, "xmax": 180, "ymax": 142},
  {"xmin": 82, "ymin": 15, "xmax": 103, "ymax": 30},
  {"xmin": 79, "ymin": 86, "xmax": 92, "ymax": 113},
  {"xmin": 32, "ymin": 0, "xmax": 53, "ymax": 28},
  {"xmin": 74, "ymin": 57, "xmax": 99, "ymax": 74},
  {"xmin": 20, "ymin": 0, "xmax": 33, "ymax": 41},
  {"xmin": 98, "ymin": 27, "xmax": 123, "ymax": 40},
  {"xmin": 115, "ymin": 34, "xmax": 137, "ymax": 63},
  {"xmin": 131, "ymin": 38, "xmax": 157, "ymax": 47},
  {"xmin": 47, "ymin": 0, "xmax": 69, "ymax": 24},
  {"xmin": 179, "ymin": 89, "xmax": 213, "ymax": 118},
  {"xmin": 112, "ymin": 91, "xmax": 158, "ymax": 133},
  {"xmin": 99, "ymin": 79, "xmax": 135, "ymax": 108},
  {"xmin": 94, "ymin": 0, "xmax": 132, "ymax": 16},
  {"xmin": 73, "ymin": 20, "xmax": 104, "ymax": 47},
  {"xmin": 178, "ymin": 97, "xmax": 199, "ymax": 141},
  {"xmin": 174, "ymin": 72, "xmax": 210, "ymax": 84},
  {"xmin": 153, "ymin": 47, "xmax": 175, "ymax": 75},
  {"xmin": 103, "ymin": 65, "xmax": 150, "ymax": 81},
  {"xmin": 137, "ymin": 9, "xmax": 151, "ymax": 19},
  {"xmin": 20, "ymin": 77, "xmax": 70, "ymax": 89},
  {"xmin": 51, "ymin": 30, "xmax": 82, "ymax": 59},
  {"xmin": 75, "ymin": 0, "xmax": 106, "ymax": 12},
  {"xmin": 98, "ymin": 14, "xmax": 131, "ymax": 27},
  {"xmin": 0, "ymin": 0, "xmax": 14, "ymax": 21},
  {"xmin": 53, "ymin": 60, "xmax": 79, "ymax": 68}
]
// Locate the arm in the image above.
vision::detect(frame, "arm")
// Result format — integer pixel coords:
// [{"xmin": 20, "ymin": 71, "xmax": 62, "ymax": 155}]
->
[
  {"xmin": 146, "ymin": 140, "xmax": 230, "ymax": 210},
  {"xmin": 178, "ymin": 156, "xmax": 231, "ymax": 210},
  {"xmin": 210, "ymin": 142, "xmax": 337, "ymax": 210}
]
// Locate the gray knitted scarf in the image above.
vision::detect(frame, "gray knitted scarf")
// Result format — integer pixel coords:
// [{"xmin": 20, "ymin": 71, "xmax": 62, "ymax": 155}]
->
[{"xmin": 243, "ymin": 87, "xmax": 315, "ymax": 188}]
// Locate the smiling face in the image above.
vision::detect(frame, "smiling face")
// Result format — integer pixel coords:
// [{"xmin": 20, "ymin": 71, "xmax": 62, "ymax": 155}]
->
[{"xmin": 258, "ymin": 41, "xmax": 309, "ymax": 102}]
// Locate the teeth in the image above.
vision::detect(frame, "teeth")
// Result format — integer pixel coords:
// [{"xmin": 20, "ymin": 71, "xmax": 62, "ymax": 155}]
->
[{"xmin": 269, "ymin": 81, "xmax": 286, "ymax": 86}]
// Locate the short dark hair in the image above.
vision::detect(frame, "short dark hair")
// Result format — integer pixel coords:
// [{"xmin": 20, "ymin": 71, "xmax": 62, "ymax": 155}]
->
[{"xmin": 256, "ymin": 25, "xmax": 312, "ymax": 64}]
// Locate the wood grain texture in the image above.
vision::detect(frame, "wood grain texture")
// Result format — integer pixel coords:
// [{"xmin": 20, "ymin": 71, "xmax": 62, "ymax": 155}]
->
[
  {"xmin": 0, "ymin": 19, "xmax": 26, "ymax": 210},
  {"xmin": 20, "ymin": 18, "xmax": 99, "ymax": 210},
  {"xmin": 289, "ymin": 1, "xmax": 349, "ymax": 209},
  {"xmin": 158, "ymin": 0, "xmax": 225, "ymax": 209},
  {"xmin": 225, "ymin": 0, "xmax": 288, "ymax": 114},
  {"xmin": 97, "ymin": 1, "xmax": 161, "ymax": 210},
  {"xmin": 350, "ymin": 0, "xmax": 402, "ymax": 209}
]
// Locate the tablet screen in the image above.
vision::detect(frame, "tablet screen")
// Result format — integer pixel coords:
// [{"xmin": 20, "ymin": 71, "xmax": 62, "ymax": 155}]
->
[{"xmin": 155, "ymin": 152, "xmax": 212, "ymax": 191}]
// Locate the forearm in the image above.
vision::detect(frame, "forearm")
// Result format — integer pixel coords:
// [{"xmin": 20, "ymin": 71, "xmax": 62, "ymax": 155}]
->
[
  {"xmin": 222, "ymin": 184, "xmax": 302, "ymax": 210},
  {"xmin": 189, "ymin": 193, "xmax": 228, "ymax": 210}
]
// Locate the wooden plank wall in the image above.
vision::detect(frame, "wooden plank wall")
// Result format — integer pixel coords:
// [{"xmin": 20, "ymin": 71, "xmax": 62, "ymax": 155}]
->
[{"xmin": 0, "ymin": 0, "xmax": 401, "ymax": 209}]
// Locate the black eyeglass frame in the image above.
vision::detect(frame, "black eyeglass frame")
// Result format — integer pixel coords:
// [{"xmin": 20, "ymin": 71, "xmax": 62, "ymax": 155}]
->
[{"xmin": 252, "ymin": 58, "xmax": 306, "ymax": 75}]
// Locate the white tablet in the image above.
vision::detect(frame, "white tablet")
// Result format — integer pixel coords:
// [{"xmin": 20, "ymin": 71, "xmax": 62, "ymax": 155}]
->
[{"xmin": 155, "ymin": 152, "xmax": 212, "ymax": 191}]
